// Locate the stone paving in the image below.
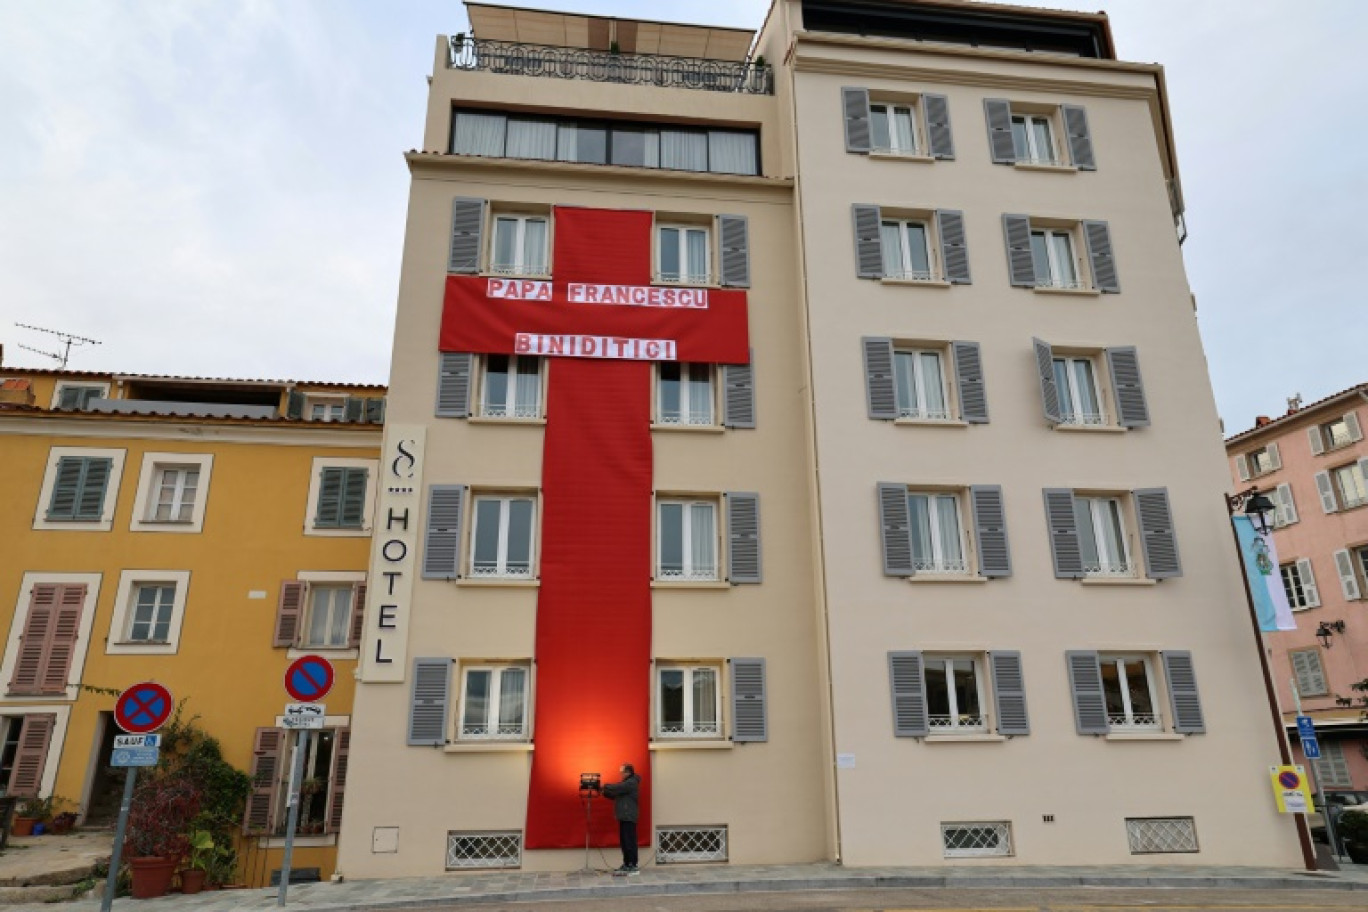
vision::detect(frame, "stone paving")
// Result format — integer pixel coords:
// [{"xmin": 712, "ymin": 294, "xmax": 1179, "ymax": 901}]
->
[{"xmin": 23, "ymin": 860, "xmax": 1368, "ymax": 912}]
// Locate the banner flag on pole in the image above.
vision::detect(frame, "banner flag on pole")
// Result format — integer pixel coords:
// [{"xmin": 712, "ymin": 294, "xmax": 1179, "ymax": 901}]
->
[{"xmin": 1233, "ymin": 514, "xmax": 1296, "ymax": 632}]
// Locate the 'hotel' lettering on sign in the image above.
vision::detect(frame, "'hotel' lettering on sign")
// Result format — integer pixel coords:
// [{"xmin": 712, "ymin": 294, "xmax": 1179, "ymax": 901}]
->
[{"xmin": 360, "ymin": 425, "xmax": 426, "ymax": 683}]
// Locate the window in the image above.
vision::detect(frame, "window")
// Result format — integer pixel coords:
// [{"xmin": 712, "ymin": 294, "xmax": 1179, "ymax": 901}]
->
[
  {"xmin": 1324, "ymin": 417, "xmax": 1356, "ymax": 451},
  {"xmin": 130, "ymin": 452, "xmax": 213, "ymax": 534},
  {"xmin": 1100, "ymin": 655, "xmax": 1160, "ymax": 730},
  {"xmin": 1030, "ymin": 228, "xmax": 1080, "ymax": 289},
  {"xmin": 1318, "ymin": 742, "xmax": 1353, "ymax": 789},
  {"xmin": 314, "ymin": 467, "xmax": 369, "ymax": 529},
  {"xmin": 1290, "ymin": 649, "xmax": 1328, "ymax": 697},
  {"xmin": 459, "ymin": 665, "xmax": 530, "ymax": 739},
  {"xmin": 657, "ymin": 500, "xmax": 718, "ymax": 581},
  {"xmin": 656, "ymin": 826, "xmax": 728, "ymax": 863},
  {"xmin": 1281, "ymin": 562, "xmax": 1320, "ymax": 610},
  {"xmin": 52, "ymin": 383, "xmax": 107, "ymax": 411},
  {"xmin": 880, "ymin": 219, "xmax": 933, "ymax": 281},
  {"xmin": 942, "ymin": 822, "xmax": 1013, "ymax": 858},
  {"xmin": 303, "ymin": 586, "xmax": 353, "ymax": 649},
  {"xmin": 1310, "ymin": 412, "xmax": 1362, "ymax": 454},
  {"xmin": 907, "ymin": 492, "xmax": 966, "ymax": 573},
  {"xmin": 446, "ymin": 831, "xmax": 522, "ymax": 869},
  {"xmin": 309, "ymin": 398, "xmax": 345, "ymax": 422},
  {"xmin": 870, "ymin": 102, "xmax": 920, "ymax": 155},
  {"xmin": 1075, "ymin": 496, "xmax": 1133, "ymax": 577},
  {"xmin": 1011, "ymin": 113, "xmax": 1057, "ymax": 164},
  {"xmin": 470, "ymin": 496, "xmax": 536, "ymax": 578},
  {"xmin": 107, "ymin": 570, "xmax": 189, "ymax": 655},
  {"xmin": 657, "ymin": 364, "xmax": 714, "ymax": 426},
  {"xmin": 147, "ymin": 466, "xmax": 199, "ymax": 523},
  {"xmin": 1126, "ymin": 818, "xmax": 1198, "ymax": 854},
  {"xmin": 1053, "ymin": 356, "xmax": 1105, "ymax": 426},
  {"xmin": 924, "ymin": 656, "xmax": 985, "ymax": 732},
  {"xmin": 272, "ymin": 728, "xmax": 340, "ymax": 836},
  {"xmin": 490, "ymin": 214, "xmax": 549, "ymax": 277},
  {"xmin": 480, "ymin": 355, "xmax": 541, "ymax": 419},
  {"xmin": 1333, "ymin": 463, "xmax": 1368, "ymax": 510},
  {"xmin": 657, "ymin": 225, "xmax": 710, "ymax": 284},
  {"xmin": 1248, "ymin": 446, "xmax": 1279, "ymax": 476},
  {"xmin": 894, "ymin": 349, "xmax": 949, "ymax": 420},
  {"xmin": 7, "ymin": 575, "xmax": 99, "ymax": 693},
  {"xmin": 45, "ymin": 456, "xmax": 113, "ymax": 522},
  {"xmin": 126, "ymin": 584, "xmax": 175, "ymax": 643},
  {"xmin": 656, "ymin": 665, "xmax": 721, "ymax": 738}
]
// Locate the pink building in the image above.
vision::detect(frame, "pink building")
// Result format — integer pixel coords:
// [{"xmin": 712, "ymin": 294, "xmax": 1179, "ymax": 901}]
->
[{"xmin": 1226, "ymin": 385, "xmax": 1368, "ymax": 792}]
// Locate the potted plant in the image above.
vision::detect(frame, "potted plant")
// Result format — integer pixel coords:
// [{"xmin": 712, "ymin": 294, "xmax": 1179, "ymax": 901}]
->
[
  {"xmin": 125, "ymin": 775, "xmax": 202, "ymax": 899},
  {"xmin": 179, "ymin": 830, "xmax": 215, "ymax": 894},
  {"xmin": 299, "ymin": 776, "xmax": 326, "ymax": 796},
  {"xmin": 203, "ymin": 842, "xmax": 238, "ymax": 889},
  {"xmin": 1337, "ymin": 808, "xmax": 1368, "ymax": 864},
  {"xmin": 50, "ymin": 810, "xmax": 78, "ymax": 835},
  {"xmin": 11, "ymin": 794, "xmax": 53, "ymax": 837}
]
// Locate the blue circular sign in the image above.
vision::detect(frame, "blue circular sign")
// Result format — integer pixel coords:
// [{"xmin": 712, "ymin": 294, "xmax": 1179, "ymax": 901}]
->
[{"xmin": 284, "ymin": 655, "xmax": 334, "ymax": 703}]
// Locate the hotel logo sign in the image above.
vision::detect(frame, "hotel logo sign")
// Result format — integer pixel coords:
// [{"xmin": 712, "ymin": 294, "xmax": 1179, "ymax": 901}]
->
[{"xmin": 360, "ymin": 424, "xmax": 426, "ymax": 683}]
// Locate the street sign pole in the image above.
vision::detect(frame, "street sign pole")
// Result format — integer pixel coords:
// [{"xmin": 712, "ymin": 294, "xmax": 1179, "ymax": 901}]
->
[
  {"xmin": 99, "ymin": 768, "xmax": 138, "ymax": 912},
  {"xmin": 1291, "ymin": 680, "xmax": 1339, "ymax": 859},
  {"xmin": 277, "ymin": 728, "xmax": 309, "ymax": 907}
]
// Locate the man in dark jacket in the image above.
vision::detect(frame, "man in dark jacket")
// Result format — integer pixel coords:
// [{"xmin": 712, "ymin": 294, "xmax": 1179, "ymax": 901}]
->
[{"xmin": 600, "ymin": 763, "xmax": 640, "ymax": 875}]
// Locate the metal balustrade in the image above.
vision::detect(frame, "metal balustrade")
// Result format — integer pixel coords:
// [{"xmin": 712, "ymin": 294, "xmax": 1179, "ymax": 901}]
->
[
  {"xmin": 656, "ymin": 826, "xmax": 728, "ymax": 863},
  {"xmin": 1126, "ymin": 817, "xmax": 1198, "ymax": 853},
  {"xmin": 941, "ymin": 822, "xmax": 1012, "ymax": 857},
  {"xmin": 446, "ymin": 831, "xmax": 522, "ymax": 869},
  {"xmin": 449, "ymin": 38, "xmax": 775, "ymax": 96}
]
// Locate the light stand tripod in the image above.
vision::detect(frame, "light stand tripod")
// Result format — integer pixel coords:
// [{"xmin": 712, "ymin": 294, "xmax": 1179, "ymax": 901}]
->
[{"xmin": 577, "ymin": 773, "xmax": 601, "ymax": 874}]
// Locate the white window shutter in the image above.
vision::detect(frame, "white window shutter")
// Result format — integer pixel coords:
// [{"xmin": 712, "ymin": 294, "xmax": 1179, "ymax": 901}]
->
[
  {"xmin": 1277, "ymin": 483, "xmax": 1298, "ymax": 526},
  {"xmin": 1266, "ymin": 442, "xmax": 1281, "ymax": 470},
  {"xmin": 1315, "ymin": 471, "xmax": 1337, "ymax": 513},
  {"xmin": 1297, "ymin": 558, "xmax": 1321, "ymax": 608},
  {"xmin": 1346, "ymin": 411, "xmax": 1363, "ymax": 443},
  {"xmin": 1308, "ymin": 426, "xmax": 1325, "ymax": 456},
  {"xmin": 1234, "ymin": 454, "xmax": 1250, "ymax": 482},
  {"xmin": 1334, "ymin": 549, "xmax": 1362, "ymax": 600}
]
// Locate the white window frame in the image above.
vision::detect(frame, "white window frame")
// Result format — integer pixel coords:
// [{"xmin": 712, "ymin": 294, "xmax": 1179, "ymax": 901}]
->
[
  {"xmin": 1100, "ymin": 654, "xmax": 1161, "ymax": 731},
  {"xmin": 50, "ymin": 381, "xmax": 110, "ymax": 410},
  {"xmin": 941, "ymin": 821, "xmax": 1014, "ymax": 858},
  {"xmin": 1011, "ymin": 112, "xmax": 1059, "ymax": 165},
  {"xmin": 307, "ymin": 395, "xmax": 347, "ymax": 423},
  {"xmin": 1053, "ymin": 355, "xmax": 1107, "ymax": 426},
  {"xmin": 489, "ymin": 213, "xmax": 550, "ymax": 277},
  {"xmin": 1077, "ymin": 496, "xmax": 1135, "ymax": 578},
  {"xmin": 301, "ymin": 584, "xmax": 353, "ymax": 650},
  {"xmin": 107, "ymin": 571, "xmax": 190, "ymax": 655},
  {"xmin": 468, "ymin": 495, "xmax": 538, "ymax": 579},
  {"xmin": 655, "ymin": 363, "xmax": 716, "ymax": 427},
  {"xmin": 869, "ymin": 101, "xmax": 922, "ymax": 156},
  {"xmin": 1031, "ymin": 227, "xmax": 1082, "ymax": 289},
  {"xmin": 1332, "ymin": 463, "xmax": 1368, "ymax": 510},
  {"xmin": 269, "ymin": 725, "xmax": 342, "ymax": 837},
  {"xmin": 1281, "ymin": 563, "xmax": 1317, "ymax": 611},
  {"xmin": 130, "ymin": 452, "xmax": 214, "ymax": 534},
  {"xmin": 1323, "ymin": 417, "xmax": 1355, "ymax": 451},
  {"xmin": 303, "ymin": 457, "xmax": 378, "ymax": 538},
  {"xmin": 655, "ymin": 224, "xmax": 711, "ymax": 285},
  {"xmin": 894, "ymin": 348, "xmax": 950, "ymax": 420},
  {"xmin": 655, "ymin": 663, "xmax": 723, "ymax": 739},
  {"xmin": 478, "ymin": 355, "xmax": 543, "ymax": 420},
  {"xmin": 923, "ymin": 655, "xmax": 987, "ymax": 733},
  {"xmin": 3, "ymin": 573, "xmax": 102, "ymax": 694},
  {"xmin": 1248, "ymin": 446, "xmax": 1277, "ymax": 477},
  {"xmin": 906, "ymin": 491, "xmax": 968, "ymax": 575},
  {"xmin": 289, "ymin": 571, "xmax": 365, "ymax": 658},
  {"xmin": 655, "ymin": 498, "xmax": 721, "ymax": 582},
  {"xmin": 880, "ymin": 218, "xmax": 935, "ymax": 282},
  {"xmin": 458, "ymin": 663, "xmax": 532, "ymax": 741},
  {"xmin": 32, "ymin": 446, "xmax": 127, "ymax": 533}
]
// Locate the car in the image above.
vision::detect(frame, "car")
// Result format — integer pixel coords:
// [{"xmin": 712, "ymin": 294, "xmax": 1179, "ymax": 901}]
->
[{"xmin": 1310, "ymin": 790, "xmax": 1368, "ymax": 843}]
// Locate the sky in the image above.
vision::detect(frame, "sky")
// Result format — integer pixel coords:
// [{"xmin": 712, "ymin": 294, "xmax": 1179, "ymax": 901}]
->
[{"xmin": 0, "ymin": 1, "xmax": 1364, "ymax": 433}]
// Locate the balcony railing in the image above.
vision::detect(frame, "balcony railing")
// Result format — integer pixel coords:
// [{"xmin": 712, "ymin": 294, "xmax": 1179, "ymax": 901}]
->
[{"xmin": 449, "ymin": 37, "xmax": 775, "ymax": 96}]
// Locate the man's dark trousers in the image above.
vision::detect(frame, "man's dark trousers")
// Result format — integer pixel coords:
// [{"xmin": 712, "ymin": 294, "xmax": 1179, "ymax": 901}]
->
[{"xmin": 619, "ymin": 821, "xmax": 638, "ymax": 867}]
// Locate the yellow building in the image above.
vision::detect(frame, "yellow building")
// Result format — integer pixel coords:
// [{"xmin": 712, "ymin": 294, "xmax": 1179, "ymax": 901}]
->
[{"xmin": 0, "ymin": 364, "xmax": 383, "ymax": 885}]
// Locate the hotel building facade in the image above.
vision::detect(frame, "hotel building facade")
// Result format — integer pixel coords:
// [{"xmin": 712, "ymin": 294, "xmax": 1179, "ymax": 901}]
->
[{"xmin": 337, "ymin": 0, "xmax": 1304, "ymax": 874}]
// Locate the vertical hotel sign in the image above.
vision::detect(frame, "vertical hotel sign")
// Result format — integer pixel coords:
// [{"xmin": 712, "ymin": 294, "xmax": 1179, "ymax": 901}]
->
[{"xmin": 360, "ymin": 425, "xmax": 425, "ymax": 683}]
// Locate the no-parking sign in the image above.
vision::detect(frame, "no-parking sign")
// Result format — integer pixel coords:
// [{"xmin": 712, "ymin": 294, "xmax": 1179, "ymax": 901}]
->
[
  {"xmin": 284, "ymin": 654, "xmax": 334, "ymax": 703},
  {"xmin": 1270, "ymin": 765, "xmax": 1315, "ymax": 814},
  {"xmin": 114, "ymin": 681, "xmax": 173, "ymax": 734}
]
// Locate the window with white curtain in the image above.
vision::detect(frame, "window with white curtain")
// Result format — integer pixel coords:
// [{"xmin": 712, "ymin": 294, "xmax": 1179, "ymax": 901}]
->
[
  {"xmin": 924, "ymin": 656, "xmax": 986, "ymax": 731},
  {"xmin": 1030, "ymin": 228, "xmax": 1080, "ymax": 288},
  {"xmin": 148, "ymin": 466, "xmax": 199, "ymax": 522},
  {"xmin": 657, "ymin": 500, "xmax": 718, "ymax": 581},
  {"xmin": 1052, "ymin": 356, "xmax": 1105, "ymax": 426},
  {"xmin": 490, "ymin": 215, "xmax": 549, "ymax": 276},
  {"xmin": 707, "ymin": 130, "xmax": 758, "ymax": 175},
  {"xmin": 1333, "ymin": 463, "xmax": 1368, "ymax": 510},
  {"xmin": 660, "ymin": 130, "xmax": 709, "ymax": 171},
  {"xmin": 470, "ymin": 496, "xmax": 536, "ymax": 578},
  {"xmin": 907, "ymin": 492, "xmax": 966, "ymax": 574},
  {"xmin": 452, "ymin": 111, "xmax": 507, "ymax": 157},
  {"xmin": 1074, "ymin": 496, "xmax": 1133, "ymax": 577},
  {"xmin": 658, "ymin": 363, "xmax": 714, "ymax": 426},
  {"xmin": 657, "ymin": 225, "xmax": 710, "ymax": 284},
  {"xmin": 1011, "ymin": 113, "xmax": 1058, "ymax": 164},
  {"xmin": 894, "ymin": 350, "xmax": 948, "ymax": 420},
  {"xmin": 304, "ymin": 585, "xmax": 353, "ymax": 649},
  {"xmin": 480, "ymin": 355, "xmax": 541, "ymax": 419},
  {"xmin": 1100, "ymin": 655, "xmax": 1160, "ymax": 729},
  {"xmin": 460, "ymin": 665, "xmax": 530, "ymax": 739},
  {"xmin": 870, "ymin": 102, "xmax": 920, "ymax": 155},
  {"xmin": 880, "ymin": 219, "xmax": 933, "ymax": 281},
  {"xmin": 505, "ymin": 118, "xmax": 557, "ymax": 160},
  {"xmin": 656, "ymin": 665, "xmax": 720, "ymax": 738}
]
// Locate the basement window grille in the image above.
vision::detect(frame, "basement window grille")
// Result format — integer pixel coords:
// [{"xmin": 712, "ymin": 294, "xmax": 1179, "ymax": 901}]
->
[
  {"xmin": 445, "ymin": 831, "xmax": 522, "ymax": 869},
  {"xmin": 1125, "ymin": 817, "xmax": 1199, "ymax": 854},
  {"xmin": 656, "ymin": 825, "xmax": 728, "ymax": 863},
  {"xmin": 941, "ymin": 821, "xmax": 1013, "ymax": 858}
]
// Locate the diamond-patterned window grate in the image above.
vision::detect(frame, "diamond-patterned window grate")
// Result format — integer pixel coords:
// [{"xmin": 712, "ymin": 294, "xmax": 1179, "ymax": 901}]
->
[
  {"xmin": 941, "ymin": 821, "xmax": 1013, "ymax": 858},
  {"xmin": 1126, "ymin": 817, "xmax": 1198, "ymax": 854},
  {"xmin": 656, "ymin": 826, "xmax": 728, "ymax": 863},
  {"xmin": 445, "ymin": 831, "xmax": 522, "ymax": 869}
]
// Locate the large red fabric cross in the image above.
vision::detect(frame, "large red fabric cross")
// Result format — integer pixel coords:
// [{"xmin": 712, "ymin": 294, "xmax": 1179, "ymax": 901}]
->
[{"xmin": 440, "ymin": 206, "xmax": 750, "ymax": 848}]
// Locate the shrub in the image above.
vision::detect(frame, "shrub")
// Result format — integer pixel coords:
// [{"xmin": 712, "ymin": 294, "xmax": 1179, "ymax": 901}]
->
[{"xmin": 126, "ymin": 776, "xmax": 202, "ymax": 858}]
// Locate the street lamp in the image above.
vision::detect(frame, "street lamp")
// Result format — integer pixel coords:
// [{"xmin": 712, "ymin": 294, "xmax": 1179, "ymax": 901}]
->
[
  {"xmin": 1243, "ymin": 491, "xmax": 1278, "ymax": 535},
  {"xmin": 1316, "ymin": 620, "xmax": 1346, "ymax": 650}
]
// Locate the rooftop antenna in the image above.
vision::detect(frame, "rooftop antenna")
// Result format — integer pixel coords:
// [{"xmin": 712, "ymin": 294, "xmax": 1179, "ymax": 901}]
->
[{"xmin": 14, "ymin": 323, "xmax": 102, "ymax": 370}]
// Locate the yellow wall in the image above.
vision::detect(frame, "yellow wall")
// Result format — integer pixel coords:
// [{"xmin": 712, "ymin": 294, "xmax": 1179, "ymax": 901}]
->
[{"xmin": 0, "ymin": 415, "xmax": 379, "ymax": 884}]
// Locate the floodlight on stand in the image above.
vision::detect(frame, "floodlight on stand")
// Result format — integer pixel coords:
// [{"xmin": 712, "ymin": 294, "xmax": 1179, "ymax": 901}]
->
[{"xmin": 579, "ymin": 772, "xmax": 601, "ymax": 793}]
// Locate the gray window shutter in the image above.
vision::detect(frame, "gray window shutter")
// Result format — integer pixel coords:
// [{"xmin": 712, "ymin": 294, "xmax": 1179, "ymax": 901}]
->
[
  {"xmin": 1043, "ymin": 488, "xmax": 1083, "ymax": 578},
  {"xmin": 1134, "ymin": 487, "xmax": 1182, "ymax": 579},
  {"xmin": 937, "ymin": 210, "xmax": 971, "ymax": 284},
  {"xmin": 722, "ymin": 357, "xmax": 756, "ymax": 429},
  {"xmin": 1308, "ymin": 426, "xmax": 1326, "ymax": 456},
  {"xmin": 1234, "ymin": 454, "xmax": 1250, "ymax": 482},
  {"xmin": 1061, "ymin": 104, "xmax": 1096, "ymax": 170},
  {"xmin": 1084, "ymin": 220, "xmax": 1119, "ymax": 293},
  {"xmin": 952, "ymin": 341, "xmax": 988, "ymax": 424},
  {"xmin": 1066, "ymin": 651, "xmax": 1109, "ymax": 734},
  {"xmin": 344, "ymin": 397, "xmax": 365, "ymax": 423},
  {"xmin": 407, "ymin": 657, "xmax": 452, "ymax": 746},
  {"xmin": 448, "ymin": 197, "xmax": 485, "ymax": 274},
  {"xmin": 990, "ymin": 651, "xmax": 1029, "ymax": 735},
  {"xmin": 1105, "ymin": 347, "xmax": 1150, "ymax": 428},
  {"xmin": 923, "ymin": 93, "xmax": 954, "ymax": 159},
  {"xmin": 1162, "ymin": 651, "xmax": 1205, "ymax": 734},
  {"xmin": 862, "ymin": 337, "xmax": 898, "ymax": 420},
  {"xmin": 842, "ymin": 87, "xmax": 871, "ymax": 153},
  {"xmin": 435, "ymin": 352, "xmax": 473, "ymax": 418},
  {"xmin": 878, "ymin": 483, "xmax": 915, "ymax": 577},
  {"xmin": 725, "ymin": 492, "xmax": 762, "ymax": 584},
  {"xmin": 1003, "ymin": 214, "xmax": 1035, "ymax": 287},
  {"xmin": 339, "ymin": 468, "xmax": 369, "ymax": 528},
  {"xmin": 888, "ymin": 651, "xmax": 929, "ymax": 737},
  {"xmin": 1296, "ymin": 558, "xmax": 1320, "ymax": 607},
  {"xmin": 971, "ymin": 485, "xmax": 1011, "ymax": 578},
  {"xmin": 46, "ymin": 457, "xmax": 84, "ymax": 520},
  {"xmin": 984, "ymin": 98, "xmax": 1015, "ymax": 164},
  {"xmin": 717, "ymin": 215, "xmax": 750, "ymax": 288},
  {"xmin": 1032, "ymin": 337, "xmax": 1062, "ymax": 424},
  {"xmin": 365, "ymin": 397, "xmax": 387, "ymax": 424},
  {"xmin": 1291, "ymin": 650, "xmax": 1326, "ymax": 696},
  {"xmin": 422, "ymin": 485, "xmax": 466, "ymax": 579},
  {"xmin": 76, "ymin": 458, "xmax": 112, "ymax": 520},
  {"xmin": 1334, "ymin": 549, "xmax": 1362, "ymax": 600},
  {"xmin": 1276, "ymin": 483, "xmax": 1298, "ymax": 526},
  {"xmin": 730, "ymin": 658, "xmax": 767, "ymax": 742},
  {"xmin": 852, "ymin": 205, "xmax": 883, "ymax": 279},
  {"xmin": 1315, "ymin": 470, "xmax": 1337, "ymax": 513},
  {"xmin": 286, "ymin": 390, "xmax": 304, "ymax": 419},
  {"xmin": 315, "ymin": 467, "xmax": 344, "ymax": 527}
]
